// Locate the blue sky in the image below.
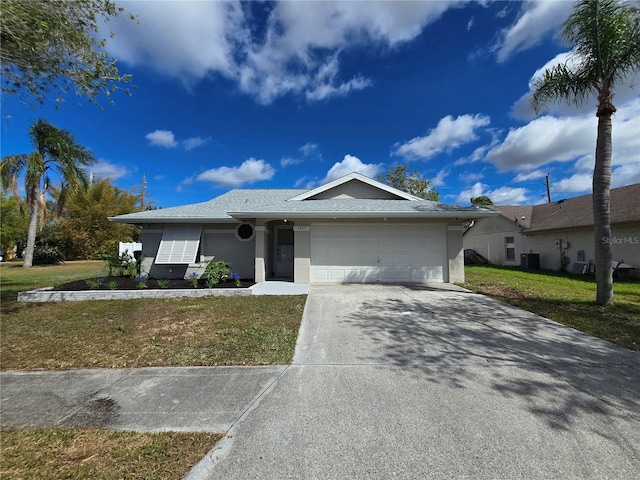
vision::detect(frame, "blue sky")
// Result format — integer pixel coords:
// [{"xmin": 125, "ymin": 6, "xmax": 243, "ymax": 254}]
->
[{"xmin": 1, "ymin": 0, "xmax": 639, "ymax": 208}]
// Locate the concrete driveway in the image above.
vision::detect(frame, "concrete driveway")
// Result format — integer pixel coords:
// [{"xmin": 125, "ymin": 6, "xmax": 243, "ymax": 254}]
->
[{"xmin": 189, "ymin": 284, "xmax": 640, "ymax": 479}]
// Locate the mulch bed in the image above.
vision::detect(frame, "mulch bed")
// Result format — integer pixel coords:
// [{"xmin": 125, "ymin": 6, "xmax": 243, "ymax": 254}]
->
[{"xmin": 56, "ymin": 276, "xmax": 255, "ymax": 291}]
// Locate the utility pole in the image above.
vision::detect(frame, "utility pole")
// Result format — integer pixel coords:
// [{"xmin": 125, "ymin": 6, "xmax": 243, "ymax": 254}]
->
[
  {"xmin": 545, "ymin": 173, "xmax": 552, "ymax": 203},
  {"xmin": 141, "ymin": 173, "xmax": 147, "ymax": 210}
]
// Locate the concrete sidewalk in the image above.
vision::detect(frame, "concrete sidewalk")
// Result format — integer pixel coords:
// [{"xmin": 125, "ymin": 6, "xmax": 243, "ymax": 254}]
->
[{"xmin": 0, "ymin": 366, "xmax": 285, "ymax": 432}]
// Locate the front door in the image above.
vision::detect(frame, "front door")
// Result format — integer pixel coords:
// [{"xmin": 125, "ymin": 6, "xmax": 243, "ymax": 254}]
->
[{"xmin": 274, "ymin": 226, "xmax": 294, "ymax": 278}]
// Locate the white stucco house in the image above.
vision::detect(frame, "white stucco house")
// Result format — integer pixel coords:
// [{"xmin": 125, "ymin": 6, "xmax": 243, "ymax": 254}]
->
[
  {"xmin": 463, "ymin": 183, "xmax": 640, "ymax": 276},
  {"xmin": 109, "ymin": 172, "xmax": 493, "ymax": 284}
]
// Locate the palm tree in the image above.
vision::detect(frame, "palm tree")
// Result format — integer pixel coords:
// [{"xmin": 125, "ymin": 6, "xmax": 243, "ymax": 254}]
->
[
  {"xmin": 0, "ymin": 118, "xmax": 95, "ymax": 267},
  {"xmin": 530, "ymin": 0, "xmax": 640, "ymax": 306}
]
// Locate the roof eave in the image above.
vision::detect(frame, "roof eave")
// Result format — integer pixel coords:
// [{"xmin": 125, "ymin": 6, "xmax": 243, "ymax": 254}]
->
[
  {"xmin": 228, "ymin": 210, "xmax": 496, "ymax": 219},
  {"xmin": 108, "ymin": 217, "xmax": 237, "ymax": 224}
]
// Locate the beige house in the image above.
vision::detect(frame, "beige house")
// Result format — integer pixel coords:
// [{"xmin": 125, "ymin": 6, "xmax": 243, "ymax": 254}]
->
[
  {"xmin": 464, "ymin": 183, "xmax": 640, "ymax": 276},
  {"xmin": 110, "ymin": 172, "xmax": 492, "ymax": 284}
]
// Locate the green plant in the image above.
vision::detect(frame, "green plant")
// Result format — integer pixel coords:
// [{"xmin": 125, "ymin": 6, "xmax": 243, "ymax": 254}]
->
[
  {"xmin": 32, "ymin": 244, "xmax": 65, "ymax": 265},
  {"xmin": 101, "ymin": 250, "xmax": 137, "ymax": 277},
  {"xmin": 204, "ymin": 260, "xmax": 232, "ymax": 286},
  {"xmin": 231, "ymin": 273, "xmax": 241, "ymax": 287},
  {"xmin": 185, "ymin": 272, "xmax": 199, "ymax": 288},
  {"xmin": 157, "ymin": 279, "xmax": 169, "ymax": 289},
  {"xmin": 135, "ymin": 274, "xmax": 148, "ymax": 289},
  {"xmin": 85, "ymin": 277, "xmax": 105, "ymax": 289},
  {"xmin": 108, "ymin": 280, "xmax": 118, "ymax": 290}
]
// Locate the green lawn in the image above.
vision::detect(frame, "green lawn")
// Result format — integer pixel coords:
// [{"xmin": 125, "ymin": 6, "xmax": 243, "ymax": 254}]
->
[
  {"xmin": 0, "ymin": 429, "xmax": 221, "ymax": 480},
  {"xmin": 0, "ymin": 260, "xmax": 306, "ymax": 479},
  {"xmin": 462, "ymin": 265, "xmax": 640, "ymax": 351}
]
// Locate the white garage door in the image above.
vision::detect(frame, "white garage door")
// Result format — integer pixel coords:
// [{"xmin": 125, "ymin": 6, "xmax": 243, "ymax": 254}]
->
[{"xmin": 311, "ymin": 224, "xmax": 446, "ymax": 283}]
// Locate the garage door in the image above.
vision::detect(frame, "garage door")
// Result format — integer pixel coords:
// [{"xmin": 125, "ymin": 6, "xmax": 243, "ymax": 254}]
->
[{"xmin": 311, "ymin": 224, "xmax": 446, "ymax": 283}]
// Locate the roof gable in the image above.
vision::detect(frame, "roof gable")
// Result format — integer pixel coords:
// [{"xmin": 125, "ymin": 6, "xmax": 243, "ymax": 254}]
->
[{"xmin": 288, "ymin": 172, "xmax": 421, "ymax": 201}]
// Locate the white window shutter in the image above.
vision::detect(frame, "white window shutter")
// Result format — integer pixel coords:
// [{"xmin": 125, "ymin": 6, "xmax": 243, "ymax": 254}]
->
[{"xmin": 155, "ymin": 224, "xmax": 202, "ymax": 264}]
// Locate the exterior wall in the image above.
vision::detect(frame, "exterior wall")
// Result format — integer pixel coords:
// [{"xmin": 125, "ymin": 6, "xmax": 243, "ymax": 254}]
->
[
  {"xmin": 465, "ymin": 218, "xmax": 640, "ymax": 276},
  {"xmin": 447, "ymin": 224, "xmax": 464, "ymax": 283},
  {"xmin": 526, "ymin": 225, "xmax": 640, "ymax": 274},
  {"xmin": 254, "ymin": 225, "xmax": 266, "ymax": 283},
  {"xmin": 463, "ymin": 216, "xmax": 523, "ymax": 266},
  {"xmin": 202, "ymin": 226, "xmax": 255, "ymax": 279},
  {"xmin": 294, "ymin": 226, "xmax": 311, "ymax": 283},
  {"xmin": 142, "ymin": 223, "xmax": 255, "ymax": 279},
  {"xmin": 309, "ymin": 181, "xmax": 400, "ymax": 200}
]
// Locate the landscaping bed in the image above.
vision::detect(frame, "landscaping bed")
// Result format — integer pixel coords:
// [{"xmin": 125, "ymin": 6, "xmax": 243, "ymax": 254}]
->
[{"xmin": 56, "ymin": 276, "xmax": 254, "ymax": 290}]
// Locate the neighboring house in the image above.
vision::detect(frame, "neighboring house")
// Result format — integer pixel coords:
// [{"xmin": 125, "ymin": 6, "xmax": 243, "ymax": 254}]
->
[
  {"xmin": 464, "ymin": 183, "xmax": 640, "ymax": 275},
  {"xmin": 109, "ymin": 172, "xmax": 492, "ymax": 284}
]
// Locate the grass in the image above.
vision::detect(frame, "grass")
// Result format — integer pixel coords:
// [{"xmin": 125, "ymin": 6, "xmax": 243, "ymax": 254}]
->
[
  {"xmin": 0, "ymin": 260, "xmax": 105, "ymax": 304},
  {"xmin": 0, "ymin": 260, "xmax": 305, "ymax": 478},
  {"xmin": 0, "ymin": 428, "xmax": 222, "ymax": 479},
  {"xmin": 462, "ymin": 265, "xmax": 640, "ymax": 351},
  {"xmin": 1, "ymin": 262, "xmax": 306, "ymax": 370}
]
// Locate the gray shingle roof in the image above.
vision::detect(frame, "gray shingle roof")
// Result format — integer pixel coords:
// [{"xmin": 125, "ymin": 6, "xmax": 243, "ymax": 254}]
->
[
  {"xmin": 488, "ymin": 184, "xmax": 640, "ymax": 233},
  {"xmin": 525, "ymin": 183, "xmax": 640, "ymax": 233},
  {"xmin": 109, "ymin": 189, "xmax": 305, "ymax": 223},
  {"xmin": 110, "ymin": 187, "xmax": 492, "ymax": 223}
]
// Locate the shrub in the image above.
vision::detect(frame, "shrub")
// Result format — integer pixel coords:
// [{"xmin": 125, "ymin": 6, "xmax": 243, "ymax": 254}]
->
[
  {"xmin": 204, "ymin": 260, "xmax": 232, "ymax": 286},
  {"xmin": 32, "ymin": 244, "xmax": 65, "ymax": 265}
]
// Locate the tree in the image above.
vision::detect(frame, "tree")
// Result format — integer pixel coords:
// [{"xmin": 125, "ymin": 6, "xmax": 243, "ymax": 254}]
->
[
  {"xmin": 1, "ymin": 0, "xmax": 135, "ymax": 107},
  {"xmin": 377, "ymin": 164, "xmax": 440, "ymax": 201},
  {"xmin": 471, "ymin": 196, "xmax": 494, "ymax": 207},
  {"xmin": 0, "ymin": 119, "xmax": 96, "ymax": 268},
  {"xmin": 55, "ymin": 178, "xmax": 142, "ymax": 260},
  {"xmin": 0, "ymin": 191, "xmax": 28, "ymax": 258},
  {"xmin": 530, "ymin": 0, "xmax": 640, "ymax": 306}
]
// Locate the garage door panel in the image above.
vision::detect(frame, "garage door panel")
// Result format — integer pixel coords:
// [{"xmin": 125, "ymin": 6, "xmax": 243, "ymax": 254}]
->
[{"xmin": 311, "ymin": 224, "xmax": 446, "ymax": 283}]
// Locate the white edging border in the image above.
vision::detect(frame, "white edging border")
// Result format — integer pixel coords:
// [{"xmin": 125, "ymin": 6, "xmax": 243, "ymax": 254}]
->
[{"xmin": 18, "ymin": 285, "xmax": 258, "ymax": 302}]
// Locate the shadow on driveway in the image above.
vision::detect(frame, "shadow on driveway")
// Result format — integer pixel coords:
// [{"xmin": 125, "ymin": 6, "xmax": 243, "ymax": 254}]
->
[{"xmin": 344, "ymin": 287, "xmax": 640, "ymax": 432}]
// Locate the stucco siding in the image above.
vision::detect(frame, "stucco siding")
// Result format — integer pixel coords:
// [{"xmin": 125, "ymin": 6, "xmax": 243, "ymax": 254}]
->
[{"xmin": 308, "ymin": 180, "xmax": 400, "ymax": 200}]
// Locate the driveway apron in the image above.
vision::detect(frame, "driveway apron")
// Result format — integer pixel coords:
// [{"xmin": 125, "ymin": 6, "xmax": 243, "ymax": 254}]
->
[{"xmin": 189, "ymin": 284, "xmax": 640, "ymax": 480}]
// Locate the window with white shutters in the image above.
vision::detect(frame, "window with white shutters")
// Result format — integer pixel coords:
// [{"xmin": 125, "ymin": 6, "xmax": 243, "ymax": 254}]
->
[{"xmin": 155, "ymin": 224, "xmax": 202, "ymax": 264}]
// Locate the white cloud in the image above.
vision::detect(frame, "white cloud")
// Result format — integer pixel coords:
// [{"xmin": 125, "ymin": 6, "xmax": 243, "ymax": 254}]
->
[
  {"xmin": 281, "ymin": 142, "xmax": 322, "ymax": 168},
  {"xmin": 183, "ymin": 136, "xmax": 211, "ymax": 151},
  {"xmin": 145, "ymin": 129, "xmax": 178, "ymax": 148},
  {"xmin": 458, "ymin": 171, "xmax": 484, "ymax": 183},
  {"xmin": 321, "ymin": 154, "xmax": 380, "ymax": 184},
  {"xmin": 196, "ymin": 158, "xmax": 275, "ymax": 187},
  {"xmin": 487, "ymin": 98, "xmax": 640, "ymax": 173},
  {"xmin": 89, "ymin": 160, "xmax": 130, "ymax": 180},
  {"xmin": 612, "ymin": 162, "xmax": 640, "ymax": 188},
  {"xmin": 512, "ymin": 50, "xmax": 640, "ymax": 120},
  {"xmin": 553, "ymin": 173, "xmax": 592, "ymax": 194},
  {"xmin": 394, "ymin": 114, "xmax": 491, "ymax": 161},
  {"xmin": 513, "ymin": 170, "xmax": 546, "ymax": 183},
  {"xmin": 431, "ymin": 167, "xmax": 450, "ymax": 187},
  {"xmin": 494, "ymin": 1, "xmax": 571, "ymax": 63},
  {"xmin": 281, "ymin": 157, "xmax": 302, "ymax": 167},
  {"xmin": 108, "ymin": 1, "xmax": 464, "ymax": 104},
  {"xmin": 456, "ymin": 182, "xmax": 529, "ymax": 205},
  {"xmin": 109, "ymin": 1, "xmax": 244, "ymax": 87}
]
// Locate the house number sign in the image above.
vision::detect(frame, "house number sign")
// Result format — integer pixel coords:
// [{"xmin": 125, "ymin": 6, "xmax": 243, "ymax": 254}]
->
[{"xmin": 293, "ymin": 226, "xmax": 310, "ymax": 231}]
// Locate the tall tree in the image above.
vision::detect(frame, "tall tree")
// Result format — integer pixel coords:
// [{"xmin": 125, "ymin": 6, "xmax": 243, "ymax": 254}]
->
[
  {"xmin": 0, "ymin": 0, "xmax": 135, "ymax": 107},
  {"xmin": 1, "ymin": 119, "xmax": 96, "ymax": 267},
  {"xmin": 531, "ymin": 0, "xmax": 640, "ymax": 306},
  {"xmin": 377, "ymin": 164, "xmax": 440, "ymax": 201},
  {"xmin": 55, "ymin": 178, "xmax": 142, "ymax": 260}
]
